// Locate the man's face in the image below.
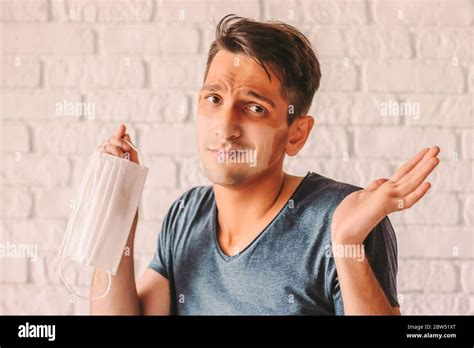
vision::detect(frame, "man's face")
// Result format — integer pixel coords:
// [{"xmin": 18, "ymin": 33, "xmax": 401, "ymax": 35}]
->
[{"xmin": 196, "ymin": 50, "xmax": 291, "ymax": 187}]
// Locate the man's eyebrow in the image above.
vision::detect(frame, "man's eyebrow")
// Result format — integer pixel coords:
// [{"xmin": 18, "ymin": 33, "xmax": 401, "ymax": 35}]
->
[
  {"xmin": 200, "ymin": 84, "xmax": 276, "ymax": 109},
  {"xmin": 243, "ymin": 89, "xmax": 276, "ymax": 109},
  {"xmin": 200, "ymin": 84, "xmax": 224, "ymax": 92}
]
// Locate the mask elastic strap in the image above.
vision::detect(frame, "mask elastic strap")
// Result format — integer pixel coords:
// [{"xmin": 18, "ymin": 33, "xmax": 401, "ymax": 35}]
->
[{"xmin": 59, "ymin": 257, "xmax": 112, "ymax": 301}]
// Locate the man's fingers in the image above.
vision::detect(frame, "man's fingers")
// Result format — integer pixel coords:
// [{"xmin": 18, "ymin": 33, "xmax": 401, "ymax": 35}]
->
[
  {"xmin": 366, "ymin": 178, "xmax": 389, "ymax": 191},
  {"xmin": 107, "ymin": 136, "xmax": 131, "ymax": 151},
  {"xmin": 397, "ymin": 181, "xmax": 431, "ymax": 210},
  {"xmin": 399, "ymin": 146, "xmax": 440, "ymax": 184},
  {"xmin": 102, "ymin": 144, "xmax": 125, "ymax": 158},
  {"xmin": 390, "ymin": 147, "xmax": 430, "ymax": 182},
  {"xmin": 115, "ymin": 124, "xmax": 126, "ymax": 139},
  {"xmin": 122, "ymin": 134, "xmax": 139, "ymax": 164},
  {"xmin": 397, "ymin": 156, "xmax": 439, "ymax": 196}
]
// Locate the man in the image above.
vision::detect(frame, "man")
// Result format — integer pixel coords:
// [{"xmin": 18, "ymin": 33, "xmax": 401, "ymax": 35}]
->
[{"xmin": 91, "ymin": 15, "xmax": 440, "ymax": 315}]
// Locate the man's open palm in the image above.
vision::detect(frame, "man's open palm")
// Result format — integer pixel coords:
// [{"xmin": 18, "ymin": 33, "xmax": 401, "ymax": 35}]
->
[{"xmin": 332, "ymin": 146, "xmax": 440, "ymax": 244}]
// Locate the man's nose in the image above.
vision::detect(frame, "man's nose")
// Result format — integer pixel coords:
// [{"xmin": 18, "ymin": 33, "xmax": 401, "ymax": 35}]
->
[{"xmin": 214, "ymin": 105, "xmax": 241, "ymax": 140}]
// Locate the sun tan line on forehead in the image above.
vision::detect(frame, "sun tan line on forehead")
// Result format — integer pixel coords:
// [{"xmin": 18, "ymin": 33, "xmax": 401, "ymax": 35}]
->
[{"xmin": 200, "ymin": 83, "xmax": 276, "ymax": 109}]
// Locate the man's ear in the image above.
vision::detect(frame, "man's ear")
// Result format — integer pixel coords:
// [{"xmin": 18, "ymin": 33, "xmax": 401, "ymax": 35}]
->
[{"xmin": 286, "ymin": 115, "xmax": 315, "ymax": 156}]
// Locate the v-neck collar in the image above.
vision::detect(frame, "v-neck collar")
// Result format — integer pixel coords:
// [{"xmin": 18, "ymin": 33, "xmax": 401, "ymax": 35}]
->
[{"xmin": 211, "ymin": 172, "xmax": 312, "ymax": 263}]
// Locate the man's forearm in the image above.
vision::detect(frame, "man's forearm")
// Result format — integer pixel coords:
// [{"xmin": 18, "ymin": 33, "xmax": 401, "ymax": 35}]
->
[
  {"xmin": 333, "ymin": 243, "xmax": 400, "ymax": 315},
  {"xmin": 90, "ymin": 212, "xmax": 141, "ymax": 315}
]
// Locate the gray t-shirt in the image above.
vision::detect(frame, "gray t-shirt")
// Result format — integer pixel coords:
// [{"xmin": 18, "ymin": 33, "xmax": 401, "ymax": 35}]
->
[{"xmin": 148, "ymin": 172, "xmax": 399, "ymax": 315}]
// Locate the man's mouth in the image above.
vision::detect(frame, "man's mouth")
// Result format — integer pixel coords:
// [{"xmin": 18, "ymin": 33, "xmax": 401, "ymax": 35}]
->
[
  {"xmin": 207, "ymin": 147, "xmax": 247, "ymax": 154},
  {"xmin": 206, "ymin": 147, "xmax": 258, "ymax": 167}
]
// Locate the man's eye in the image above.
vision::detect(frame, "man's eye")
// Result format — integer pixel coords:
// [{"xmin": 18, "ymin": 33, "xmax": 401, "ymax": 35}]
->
[
  {"xmin": 247, "ymin": 105, "xmax": 267, "ymax": 115},
  {"xmin": 205, "ymin": 95, "xmax": 222, "ymax": 104}
]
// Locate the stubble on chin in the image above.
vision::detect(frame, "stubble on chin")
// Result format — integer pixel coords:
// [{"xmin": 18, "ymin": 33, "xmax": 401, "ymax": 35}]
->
[{"xmin": 203, "ymin": 163, "xmax": 252, "ymax": 188}]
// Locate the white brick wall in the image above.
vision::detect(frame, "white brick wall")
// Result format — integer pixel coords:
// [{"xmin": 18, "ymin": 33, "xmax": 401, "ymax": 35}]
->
[{"xmin": 0, "ymin": 0, "xmax": 472, "ymax": 315}]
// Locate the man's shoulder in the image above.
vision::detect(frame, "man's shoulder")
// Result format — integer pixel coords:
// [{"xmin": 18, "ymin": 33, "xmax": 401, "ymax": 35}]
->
[
  {"xmin": 299, "ymin": 172, "xmax": 363, "ymax": 210},
  {"xmin": 162, "ymin": 184, "xmax": 214, "ymax": 226}
]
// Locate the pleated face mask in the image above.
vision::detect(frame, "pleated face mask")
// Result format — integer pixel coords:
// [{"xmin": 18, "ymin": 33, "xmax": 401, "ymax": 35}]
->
[{"xmin": 57, "ymin": 139, "xmax": 148, "ymax": 300}]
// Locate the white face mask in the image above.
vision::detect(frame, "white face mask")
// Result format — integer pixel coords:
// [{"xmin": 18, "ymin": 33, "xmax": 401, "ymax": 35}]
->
[{"xmin": 57, "ymin": 139, "xmax": 148, "ymax": 300}]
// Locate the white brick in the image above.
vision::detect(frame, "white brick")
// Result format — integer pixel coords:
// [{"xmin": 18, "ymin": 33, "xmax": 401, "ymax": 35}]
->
[
  {"xmin": 0, "ymin": 0, "xmax": 48, "ymax": 21},
  {"xmin": 355, "ymin": 127, "xmax": 456, "ymax": 159},
  {"xmin": 460, "ymin": 262, "xmax": 474, "ymax": 293},
  {"xmin": 319, "ymin": 59, "xmax": 358, "ymax": 91},
  {"xmin": 146, "ymin": 157, "xmax": 177, "ymax": 188},
  {"xmin": 401, "ymin": 294, "xmax": 470, "ymax": 315},
  {"xmin": 404, "ymin": 95, "xmax": 471, "ymax": 127},
  {"xmin": 287, "ymin": 158, "xmax": 392, "ymax": 189},
  {"xmin": 160, "ymin": 25, "xmax": 200, "ymax": 54},
  {"xmin": 396, "ymin": 226, "xmax": 471, "ymax": 258},
  {"xmin": 469, "ymin": 66, "xmax": 474, "ymax": 92},
  {"xmin": 301, "ymin": 0, "xmax": 367, "ymax": 24},
  {"xmin": 461, "ymin": 129, "xmax": 473, "ymax": 159},
  {"xmin": 299, "ymin": 126, "xmax": 349, "ymax": 157},
  {"xmin": 180, "ymin": 157, "xmax": 211, "ymax": 188},
  {"xmin": 33, "ymin": 123, "xmax": 116, "ymax": 155},
  {"xmin": 30, "ymin": 251, "xmax": 63, "ymax": 286},
  {"xmin": 51, "ymin": 0, "xmax": 154, "ymax": 22},
  {"xmin": 364, "ymin": 60, "xmax": 416, "ymax": 92},
  {"xmin": 398, "ymin": 259, "xmax": 430, "ymax": 292},
  {"xmin": 1, "ymin": 188, "xmax": 33, "ymax": 218},
  {"xmin": 3, "ymin": 154, "xmax": 71, "ymax": 188},
  {"xmin": 264, "ymin": 0, "xmax": 304, "ymax": 23},
  {"xmin": 100, "ymin": 25, "xmax": 160, "ymax": 54},
  {"xmin": 210, "ymin": 0, "xmax": 262, "ymax": 22},
  {"xmin": 6, "ymin": 219, "xmax": 66, "ymax": 252},
  {"xmin": 35, "ymin": 188, "xmax": 75, "ymax": 218},
  {"xmin": 134, "ymin": 220, "xmax": 162, "ymax": 255},
  {"xmin": 0, "ymin": 57, "xmax": 40, "ymax": 87},
  {"xmin": 0, "ymin": 122, "xmax": 29, "ymax": 152},
  {"xmin": 416, "ymin": 62, "xmax": 465, "ymax": 93},
  {"xmin": 424, "ymin": 261, "xmax": 458, "ymax": 292},
  {"xmin": 311, "ymin": 93, "xmax": 400, "ymax": 126},
  {"xmin": 150, "ymin": 56, "xmax": 207, "ymax": 89},
  {"xmin": 428, "ymin": 160, "xmax": 473, "ymax": 193},
  {"xmin": 0, "ymin": 91, "xmax": 82, "ymax": 121},
  {"xmin": 1, "ymin": 24, "xmax": 94, "ymax": 54},
  {"xmin": 45, "ymin": 57, "xmax": 145, "ymax": 88},
  {"xmin": 373, "ymin": 0, "xmax": 433, "ymax": 25},
  {"xmin": 1, "ymin": 285, "xmax": 74, "ymax": 314},
  {"xmin": 416, "ymin": 129, "xmax": 457, "ymax": 159},
  {"xmin": 347, "ymin": 29, "xmax": 412, "ymax": 59},
  {"xmin": 84, "ymin": 91, "xmax": 189, "ymax": 123},
  {"xmin": 463, "ymin": 195, "xmax": 474, "ymax": 225},
  {"xmin": 0, "ymin": 257, "xmax": 28, "ymax": 283},
  {"xmin": 141, "ymin": 124, "xmax": 196, "ymax": 155},
  {"xmin": 417, "ymin": 29, "xmax": 472, "ymax": 60},
  {"xmin": 401, "ymin": 193, "xmax": 459, "ymax": 225},
  {"xmin": 310, "ymin": 93, "xmax": 351, "ymax": 125},
  {"xmin": 309, "ymin": 27, "xmax": 346, "ymax": 57},
  {"xmin": 142, "ymin": 188, "xmax": 185, "ymax": 220},
  {"xmin": 434, "ymin": 0, "xmax": 472, "ymax": 25},
  {"xmin": 101, "ymin": 24, "xmax": 199, "ymax": 54},
  {"xmin": 345, "ymin": 160, "xmax": 393, "ymax": 188},
  {"xmin": 156, "ymin": 0, "xmax": 211, "ymax": 23},
  {"xmin": 352, "ymin": 95, "xmax": 402, "ymax": 125}
]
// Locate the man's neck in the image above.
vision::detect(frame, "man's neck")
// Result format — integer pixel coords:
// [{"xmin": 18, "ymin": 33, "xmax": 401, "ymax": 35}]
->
[{"xmin": 213, "ymin": 168, "xmax": 286, "ymax": 242}]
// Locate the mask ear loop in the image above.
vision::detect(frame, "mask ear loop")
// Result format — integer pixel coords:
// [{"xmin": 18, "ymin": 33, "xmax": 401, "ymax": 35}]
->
[{"xmin": 59, "ymin": 257, "xmax": 112, "ymax": 301}]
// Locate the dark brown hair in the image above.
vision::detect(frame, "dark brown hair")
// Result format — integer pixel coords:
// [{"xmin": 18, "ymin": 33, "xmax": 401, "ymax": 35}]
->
[{"xmin": 204, "ymin": 14, "xmax": 321, "ymax": 124}]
